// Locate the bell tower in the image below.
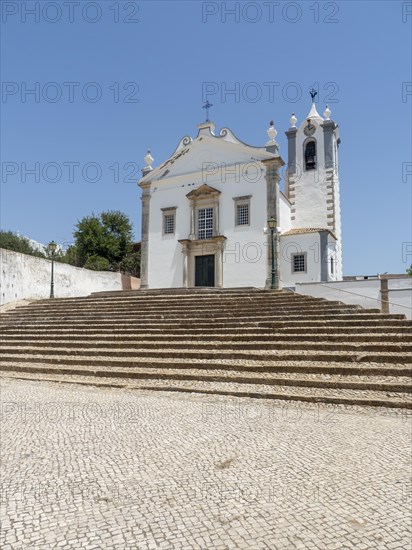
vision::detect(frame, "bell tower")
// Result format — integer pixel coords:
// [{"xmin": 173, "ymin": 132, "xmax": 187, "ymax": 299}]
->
[{"xmin": 285, "ymin": 91, "xmax": 342, "ymax": 278}]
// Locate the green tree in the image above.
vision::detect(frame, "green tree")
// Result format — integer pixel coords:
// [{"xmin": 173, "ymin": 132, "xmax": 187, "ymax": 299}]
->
[
  {"xmin": 120, "ymin": 251, "xmax": 141, "ymax": 277},
  {"xmin": 84, "ymin": 255, "xmax": 111, "ymax": 271},
  {"xmin": 73, "ymin": 210, "xmax": 133, "ymax": 271},
  {"xmin": 73, "ymin": 215, "xmax": 104, "ymax": 265},
  {"xmin": 407, "ymin": 265, "xmax": 412, "ymax": 277},
  {"xmin": 59, "ymin": 245, "xmax": 82, "ymax": 267},
  {"xmin": 0, "ymin": 231, "xmax": 45, "ymax": 258},
  {"xmin": 100, "ymin": 210, "xmax": 133, "ymax": 267}
]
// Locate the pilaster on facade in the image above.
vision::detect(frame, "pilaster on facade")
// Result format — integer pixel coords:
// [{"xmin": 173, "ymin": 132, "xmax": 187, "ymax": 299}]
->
[
  {"xmin": 262, "ymin": 157, "xmax": 284, "ymax": 289},
  {"xmin": 138, "ymin": 180, "xmax": 151, "ymax": 289}
]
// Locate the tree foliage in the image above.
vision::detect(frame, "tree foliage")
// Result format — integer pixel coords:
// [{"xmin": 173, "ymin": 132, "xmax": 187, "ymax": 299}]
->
[
  {"xmin": 120, "ymin": 251, "xmax": 141, "ymax": 277},
  {"xmin": 59, "ymin": 245, "xmax": 82, "ymax": 267},
  {"xmin": 2, "ymin": 211, "xmax": 138, "ymax": 274},
  {"xmin": 0, "ymin": 231, "xmax": 45, "ymax": 258},
  {"xmin": 84, "ymin": 255, "xmax": 111, "ymax": 271},
  {"xmin": 407, "ymin": 265, "xmax": 412, "ymax": 277},
  {"xmin": 72, "ymin": 210, "xmax": 134, "ymax": 271}
]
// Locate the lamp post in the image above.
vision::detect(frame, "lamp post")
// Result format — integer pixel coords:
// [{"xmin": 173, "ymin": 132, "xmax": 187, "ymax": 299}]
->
[
  {"xmin": 267, "ymin": 217, "xmax": 278, "ymax": 290},
  {"xmin": 49, "ymin": 241, "xmax": 57, "ymax": 298}
]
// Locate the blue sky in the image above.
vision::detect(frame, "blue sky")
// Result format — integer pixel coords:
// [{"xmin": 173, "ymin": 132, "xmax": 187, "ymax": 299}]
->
[{"xmin": 1, "ymin": 0, "xmax": 411, "ymax": 274}]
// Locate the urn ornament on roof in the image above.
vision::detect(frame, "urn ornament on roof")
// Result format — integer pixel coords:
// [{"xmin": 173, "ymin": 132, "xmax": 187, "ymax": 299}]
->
[
  {"xmin": 266, "ymin": 120, "xmax": 278, "ymax": 146},
  {"xmin": 144, "ymin": 149, "xmax": 154, "ymax": 170},
  {"xmin": 289, "ymin": 113, "xmax": 298, "ymax": 128}
]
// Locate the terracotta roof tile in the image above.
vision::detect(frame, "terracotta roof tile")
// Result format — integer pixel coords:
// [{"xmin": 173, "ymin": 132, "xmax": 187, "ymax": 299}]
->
[{"xmin": 281, "ymin": 227, "xmax": 337, "ymax": 239}]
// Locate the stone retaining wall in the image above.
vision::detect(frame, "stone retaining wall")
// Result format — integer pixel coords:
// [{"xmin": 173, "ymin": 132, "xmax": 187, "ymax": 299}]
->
[{"xmin": 0, "ymin": 248, "xmax": 139, "ymax": 305}]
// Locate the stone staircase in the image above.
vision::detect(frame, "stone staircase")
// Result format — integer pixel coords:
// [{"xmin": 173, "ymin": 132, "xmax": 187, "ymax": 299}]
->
[{"xmin": 1, "ymin": 288, "xmax": 411, "ymax": 408}]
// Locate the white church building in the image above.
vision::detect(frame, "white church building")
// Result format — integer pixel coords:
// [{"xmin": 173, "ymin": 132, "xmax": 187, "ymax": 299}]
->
[{"xmin": 138, "ymin": 97, "xmax": 342, "ymax": 289}]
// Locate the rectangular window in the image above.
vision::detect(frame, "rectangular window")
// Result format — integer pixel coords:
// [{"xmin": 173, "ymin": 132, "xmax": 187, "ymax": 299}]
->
[
  {"xmin": 161, "ymin": 208, "xmax": 177, "ymax": 235},
  {"xmin": 330, "ymin": 257, "xmax": 334, "ymax": 274},
  {"xmin": 292, "ymin": 253, "xmax": 306, "ymax": 273},
  {"xmin": 233, "ymin": 195, "xmax": 251, "ymax": 227},
  {"xmin": 198, "ymin": 207, "xmax": 213, "ymax": 240},
  {"xmin": 164, "ymin": 214, "xmax": 175, "ymax": 234},
  {"xmin": 236, "ymin": 203, "xmax": 249, "ymax": 226}
]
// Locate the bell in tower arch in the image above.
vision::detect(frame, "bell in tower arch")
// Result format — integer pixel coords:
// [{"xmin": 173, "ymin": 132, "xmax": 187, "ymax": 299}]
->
[{"xmin": 305, "ymin": 140, "xmax": 317, "ymax": 170}]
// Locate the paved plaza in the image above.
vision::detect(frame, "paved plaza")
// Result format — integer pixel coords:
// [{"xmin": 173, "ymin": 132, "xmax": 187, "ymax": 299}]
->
[{"xmin": 1, "ymin": 377, "xmax": 411, "ymax": 549}]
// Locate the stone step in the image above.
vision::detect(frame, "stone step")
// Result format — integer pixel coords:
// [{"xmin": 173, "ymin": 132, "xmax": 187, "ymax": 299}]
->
[
  {"xmin": 0, "ymin": 332, "xmax": 410, "ymax": 343},
  {"xmin": 3, "ymin": 310, "xmax": 375, "ymax": 323},
  {"xmin": 3, "ymin": 309, "xmax": 393, "ymax": 322},
  {"xmin": 7, "ymin": 304, "xmax": 372, "ymax": 317},
  {"xmin": 1, "ymin": 331, "xmax": 410, "ymax": 342},
  {"xmin": 2, "ymin": 356, "xmax": 409, "ymax": 377},
  {"xmin": 11, "ymin": 300, "xmax": 376, "ymax": 310},
  {"xmin": 1, "ymin": 326, "xmax": 410, "ymax": 336},
  {"xmin": 91, "ymin": 288, "xmax": 261, "ymax": 295},
  {"xmin": 31, "ymin": 291, "xmax": 300, "ymax": 306},
  {"xmin": 1, "ymin": 325, "xmax": 411, "ymax": 338},
  {"xmin": 0, "ymin": 317, "xmax": 412, "ymax": 334},
  {"xmin": 0, "ymin": 311, "xmax": 412, "ymax": 326},
  {"xmin": 9, "ymin": 293, "xmax": 358, "ymax": 304},
  {"xmin": 1, "ymin": 349, "xmax": 411, "ymax": 366},
  {"xmin": 90, "ymin": 288, "xmax": 285, "ymax": 297},
  {"xmin": 1, "ymin": 360, "xmax": 411, "ymax": 392},
  {"xmin": 8, "ymin": 297, "xmax": 313, "ymax": 308},
  {"xmin": 1, "ymin": 370, "xmax": 410, "ymax": 409},
  {"xmin": 1, "ymin": 340, "xmax": 411, "ymax": 353}
]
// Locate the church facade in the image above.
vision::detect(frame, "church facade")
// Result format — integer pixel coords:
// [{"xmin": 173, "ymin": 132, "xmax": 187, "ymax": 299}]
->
[{"xmin": 138, "ymin": 99, "xmax": 342, "ymax": 289}]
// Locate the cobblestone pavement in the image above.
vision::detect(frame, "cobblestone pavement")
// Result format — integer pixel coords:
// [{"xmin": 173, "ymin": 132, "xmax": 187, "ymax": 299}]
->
[{"xmin": 1, "ymin": 378, "xmax": 411, "ymax": 550}]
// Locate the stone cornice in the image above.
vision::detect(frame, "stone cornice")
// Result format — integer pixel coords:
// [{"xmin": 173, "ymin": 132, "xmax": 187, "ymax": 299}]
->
[
  {"xmin": 285, "ymin": 128, "xmax": 298, "ymax": 139},
  {"xmin": 261, "ymin": 157, "xmax": 285, "ymax": 168},
  {"xmin": 178, "ymin": 235, "xmax": 227, "ymax": 246}
]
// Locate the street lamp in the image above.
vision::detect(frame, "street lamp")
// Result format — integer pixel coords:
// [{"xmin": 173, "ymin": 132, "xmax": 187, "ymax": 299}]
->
[
  {"xmin": 267, "ymin": 217, "xmax": 278, "ymax": 290},
  {"xmin": 49, "ymin": 241, "xmax": 57, "ymax": 298}
]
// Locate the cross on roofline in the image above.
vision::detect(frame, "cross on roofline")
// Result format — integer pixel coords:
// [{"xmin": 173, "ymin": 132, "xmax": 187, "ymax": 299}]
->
[
  {"xmin": 309, "ymin": 88, "xmax": 318, "ymax": 101},
  {"xmin": 203, "ymin": 100, "xmax": 213, "ymax": 122}
]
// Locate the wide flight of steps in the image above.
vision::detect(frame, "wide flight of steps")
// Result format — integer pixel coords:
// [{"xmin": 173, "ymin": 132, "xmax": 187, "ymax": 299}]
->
[{"xmin": 0, "ymin": 288, "xmax": 411, "ymax": 408}]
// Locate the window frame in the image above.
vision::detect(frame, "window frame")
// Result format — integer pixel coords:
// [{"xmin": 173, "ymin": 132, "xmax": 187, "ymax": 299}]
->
[
  {"xmin": 233, "ymin": 195, "xmax": 251, "ymax": 228},
  {"xmin": 197, "ymin": 206, "xmax": 214, "ymax": 240},
  {"xmin": 291, "ymin": 252, "xmax": 307, "ymax": 274},
  {"xmin": 161, "ymin": 207, "xmax": 177, "ymax": 236}
]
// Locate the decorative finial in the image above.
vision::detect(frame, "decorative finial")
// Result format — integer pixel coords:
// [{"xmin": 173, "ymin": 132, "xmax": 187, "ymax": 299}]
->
[
  {"xmin": 266, "ymin": 120, "xmax": 278, "ymax": 146},
  {"xmin": 144, "ymin": 149, "xmax": 154, "ymax": 170},
  {"xmin": 309, "ymin": 87, "xmax": 317, "ymax": 101},
  {"xmin": 202, "ymin": 100, "xmax": 213, "ymax": 122},
  {"xmin": 290, "ymin": 113, "xmax": 297, "ymax": 128},
  {"xmin": 323, "ymin": 105, "xmax": 331, "ymax": 120}
]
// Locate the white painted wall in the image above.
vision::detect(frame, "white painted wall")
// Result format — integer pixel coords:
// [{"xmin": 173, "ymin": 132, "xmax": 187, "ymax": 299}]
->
[
  {"xmin": 295, "ymin": 278, "xmax": 412, "ymax": 320},
  {"xmin": 148, "ymin": 164, "xmax": 269, "ymax": 288},
  {"xmin": 147, "ymin": 173, "xmax": 334, "ymax": 290},
  {"xmin": 147, "ymin": 132, "xmax": 278, "ymax": 289},
  {"xmin": 290, "ymin": 112, "xmax": 343, "ymax": 280},
  {"xmin": 0, "ymin": 248, "xmax": 122, "ymax": 305},
  {"xmin": 293, "ymin": 120, "xmax": 329, "ymax": 228},
  {"xmin": 279, "ymin": 194, "xmax": 292, "ymax": 232},
  {"xmin": 280, "ymin": 233, "xmax": 326, "ymax": 287}
]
